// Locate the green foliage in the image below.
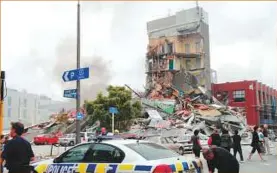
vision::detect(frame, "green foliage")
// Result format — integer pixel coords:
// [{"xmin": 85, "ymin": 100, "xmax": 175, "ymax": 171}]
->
[{"xmin": 85, "ymin": 85, "xmax": 142, "ymax": 131}]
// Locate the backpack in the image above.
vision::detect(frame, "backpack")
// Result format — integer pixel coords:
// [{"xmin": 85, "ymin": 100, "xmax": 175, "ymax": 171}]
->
[
  {"xmin": 221, "ymin": 134, "xmax": 233, "ymax": 148},
  {"xmin": 208, "ymin": 136, "xmax": 212, "ymax": 146}
]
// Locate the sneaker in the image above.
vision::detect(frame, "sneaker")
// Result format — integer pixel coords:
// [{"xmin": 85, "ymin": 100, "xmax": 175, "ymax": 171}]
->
[{"xmin": 240, "ymin": 160, "xmax": 245, "ymax": 163}]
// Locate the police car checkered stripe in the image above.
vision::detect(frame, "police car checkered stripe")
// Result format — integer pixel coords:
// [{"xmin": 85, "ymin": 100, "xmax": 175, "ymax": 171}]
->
[{"xmin": 35, "ymin": 160, "xmax": 202, "ymax": 173}]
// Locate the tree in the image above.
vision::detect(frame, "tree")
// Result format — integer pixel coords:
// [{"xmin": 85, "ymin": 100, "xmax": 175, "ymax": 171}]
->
[{"xmin": 85, "ymin": 85, "xmax": 142, "ymax": 131}]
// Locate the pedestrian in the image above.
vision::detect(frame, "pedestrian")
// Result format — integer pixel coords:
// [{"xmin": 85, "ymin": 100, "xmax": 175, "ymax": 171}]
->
[
  {"xmin": 206, "ymin": 129, "xmax": 221, "ymax": 172},
  {"xmin": 95, "ymin": 127, "xmax": 101, "ymax": 137},
  {"xmin": 262, "ymin": 124, "xmax": 271, "ymax": 155},
  {"xmin": 258, "ymin": 127, "xmax": 265, "ymax": 154},
  {"xmin": 101, "ymin": 127, "xmax": 107, "ymax": 136},
  {"xmin": 0, "ymin": 135, "xmax": 8, "ymax": 173},
  {"xmin": 202, "ymin": 146, "xmax": 239, "ymax": 173},
  {"xmin": 220, "ymin": 129, "xmax": 232, "ymax": 152},
  {"xmin": 1, "ymin": 122, "xmax": 35, "ymax": 173},
  {"xmin": 114, "ymin": 129, "xmax": 119, "ymax": 135},
  {"xmin": 232, "ymin": 130, "xmax": 244, "ymax": 162},
  {"xmin": 190, "ymin": 129, "xmax": 202, "ymax": 158},
  {"xmin": 210, "ymin": 129, "xmax": 221, "ymax": 147},
  {"xmin": 247, "ymin": 125, "xmax": 265, "ymax": 161}
]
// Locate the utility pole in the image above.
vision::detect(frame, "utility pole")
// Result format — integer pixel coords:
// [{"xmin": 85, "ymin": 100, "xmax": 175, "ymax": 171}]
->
[
  {"xmin": 112, "ymin": 112, "xmax": 115, "ymax": 134},
  {"xmin": 0, "ymin": 71, "xmax": 4, "ymax": 136},
  {"xmin": 76, "ymin": 0, "xmax": 81, "ymax": 144}
]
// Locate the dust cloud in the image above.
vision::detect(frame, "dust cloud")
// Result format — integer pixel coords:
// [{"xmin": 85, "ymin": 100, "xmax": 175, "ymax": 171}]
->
[{"xmin": 53, "ymin": 37, "xmax": 112, "ymax": 103}]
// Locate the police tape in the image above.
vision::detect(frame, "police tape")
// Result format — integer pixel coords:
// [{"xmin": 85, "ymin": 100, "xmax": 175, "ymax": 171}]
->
[{"xmin": 34, "ymin": 160, "xmax": 202, "ymax": 173}]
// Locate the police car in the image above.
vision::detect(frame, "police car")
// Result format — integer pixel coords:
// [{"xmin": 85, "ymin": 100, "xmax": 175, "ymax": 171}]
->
[{"xmin": 32, "ymin": 138, "xmax": 203, "ymax": 173}]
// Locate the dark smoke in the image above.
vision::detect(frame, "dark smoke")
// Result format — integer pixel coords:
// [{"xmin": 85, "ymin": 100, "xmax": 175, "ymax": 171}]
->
[{"xmin": 53, "ymin": 37, "xmax": 112, "ymax": 103}]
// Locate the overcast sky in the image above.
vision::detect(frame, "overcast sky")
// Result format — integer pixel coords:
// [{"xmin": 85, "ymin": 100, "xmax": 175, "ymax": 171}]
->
[{"xmin": 1, "ymin": 1, "xmax": 277, "ymax": 100}]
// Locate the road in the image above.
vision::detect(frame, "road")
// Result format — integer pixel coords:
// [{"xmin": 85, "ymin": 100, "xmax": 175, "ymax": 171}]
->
[{"xmin": 30, "ymin": 142, "xmax": 277, "ymax": 173}]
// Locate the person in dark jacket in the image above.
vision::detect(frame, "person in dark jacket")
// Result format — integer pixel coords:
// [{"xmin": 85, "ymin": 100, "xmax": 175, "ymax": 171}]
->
[
  {"xmin": 191, "ymin": 129, "xmax": 202, "ymax": 158},
  {"xmin": 203, "ymin": 146, "xmax": 239, "ymax": 173},
  {"xmin": 232, "ymin": 130, "xmax": 244, "ymax": 162},
  {"xmin": 247, "ymin": 125, "xmax": 264, "ymax": 161},
  {"xmin": 220, "ymin": 129, "xmax": 232, "ymax": 152},
  {"xmin": 1, "ymin": 122, "xmax": 35, "ymax": 173},
  {"xmin": 211, "ymin": 129, "xmax": 221, "ymax": 147}
]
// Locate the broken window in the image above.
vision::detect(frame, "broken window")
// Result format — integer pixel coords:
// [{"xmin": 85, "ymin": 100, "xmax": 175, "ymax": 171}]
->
[
  {"xmin": 168, "ymin": 43, "xmax": 173, "ymax": 53},
  {"xmin": 186, "ymin": 60, "xmax": 191, "ymax": 70},
  {"xmin": 195, "ymin": 42, "xmax": 200, "ymax": 52},
  {"xmin": 196, "ymin": 57, "xmax": 201, "ymax": 69},
  {"xmin": 169, "ymin": 59, "xmax": 174, "ymax": 70},
  {"xmin": 233, "ymin": 90, "xmax": 245, "ymax": 102},
  {"xmin": 185, "ymin": 43, "xmax": 190, "ymax": 53}
]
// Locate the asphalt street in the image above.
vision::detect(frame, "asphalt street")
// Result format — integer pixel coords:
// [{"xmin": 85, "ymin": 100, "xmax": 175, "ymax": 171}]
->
[{"xmin": 30, "ymin": 143, "xmax": 277, "ymax": 173}]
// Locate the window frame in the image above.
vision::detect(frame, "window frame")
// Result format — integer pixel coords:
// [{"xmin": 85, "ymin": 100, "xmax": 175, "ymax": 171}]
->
[
  {"xmin": 185, "ymin": 43, "xmax": 190, "ymax": 53},
  {"xmin": 195, "ymin": 42, "xmax": 200, "ymax": 52},
  {"xmin": 196, "ymin": 57, "xmax": 201, "ymax": 69},
  {"xmin": 233, "ymin": 90, "xmax": 246, "ymax": 102}
]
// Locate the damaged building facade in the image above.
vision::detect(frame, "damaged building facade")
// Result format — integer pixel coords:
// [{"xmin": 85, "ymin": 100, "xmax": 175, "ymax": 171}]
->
[
  {"xmin": 212, "ymin": 81, "xmax": 277, "ymax": 129},
  {"xmin": 145, "ymin": 7, "xmax": 212, "ymax": 100}
]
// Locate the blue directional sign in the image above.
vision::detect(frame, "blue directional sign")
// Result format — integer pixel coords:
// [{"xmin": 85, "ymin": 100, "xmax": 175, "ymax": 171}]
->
[
  {"xmin": 109, "ymin": 107, "xmax": 118, "ymax": 114},
  {"xmin": 62, "ymin": 67, "xmax": 89, "ymax": 82},
  {"xmin": 76, "ymin": 112, "xmax": 84, "ymax": 120},
  {"xmin": 63, "ymin": 89, "xmax": 77, "ymax": 99}
]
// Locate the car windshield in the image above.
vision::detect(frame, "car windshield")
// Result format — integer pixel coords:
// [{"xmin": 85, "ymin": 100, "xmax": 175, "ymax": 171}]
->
[
  {"xmin": 178, "ymin": 135, "xmax": 191, "ymax": 141},
  {"xmin": 125, "ymin": 142, "xmax": 180, "ymax": 160},
  {"xmin": 64, "ymin": 134, "xmax": 74, "ymax": 138}
]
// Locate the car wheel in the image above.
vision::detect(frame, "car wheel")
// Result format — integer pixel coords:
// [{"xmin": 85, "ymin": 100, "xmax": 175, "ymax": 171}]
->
[
  {"xmin": 179, "ymin": 147, "xmax": 185, "ymax": 155},
  {"xmin": 69, "ymin": 141, "xmax": 74, "ymax": 146}
]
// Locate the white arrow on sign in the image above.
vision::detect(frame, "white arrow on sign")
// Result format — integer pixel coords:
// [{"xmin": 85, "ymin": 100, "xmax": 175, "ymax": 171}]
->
[{"xmin": 64, "ymin": 71, "xmax": 69, "ymax": 81}]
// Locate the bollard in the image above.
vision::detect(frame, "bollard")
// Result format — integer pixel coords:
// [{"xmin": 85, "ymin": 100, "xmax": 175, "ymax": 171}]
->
[{"xmin": 50, "ymin": 144, "xmax": 53, "ymax": 156}]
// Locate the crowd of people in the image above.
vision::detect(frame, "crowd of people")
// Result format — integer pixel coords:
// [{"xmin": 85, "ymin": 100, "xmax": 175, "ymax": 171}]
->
[
  {"xmin": 190, "ymin": 124, "xmax": 273, "ymax": 173},
  {"xmin": 0, "ymin": 121, "xmax": 274, "ymax": 173}
]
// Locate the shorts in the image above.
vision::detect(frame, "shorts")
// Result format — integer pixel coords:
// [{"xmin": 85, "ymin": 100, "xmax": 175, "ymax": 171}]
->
[{"xmin": 251, "ymin": 144, "xmax": 262, "ymax": 154}]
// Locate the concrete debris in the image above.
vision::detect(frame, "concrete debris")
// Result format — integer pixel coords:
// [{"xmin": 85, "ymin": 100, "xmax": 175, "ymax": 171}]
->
[{"xmin": 127, "ymin": 82, "xmax": 251, "ymax": 142}]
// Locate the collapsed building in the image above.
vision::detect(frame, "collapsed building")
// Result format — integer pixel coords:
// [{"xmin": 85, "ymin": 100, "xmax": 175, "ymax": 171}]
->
[
  {"xmin": 145, "ymin": 7, "xmax": 216, "ymax": 99},
  {"xmin": 126, "ymin": 7, "xmax": 251, "ymax": 142}
]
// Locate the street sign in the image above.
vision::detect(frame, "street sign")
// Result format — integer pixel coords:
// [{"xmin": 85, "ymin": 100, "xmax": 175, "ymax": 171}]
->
[
  {"xmin": 63, "ymin": 89, "xmax": 77, "ymax": 99},
  {"xmin": 62, "ymin": 67, "xmax": 89, "ymax": 82},
  {"xmin": 109, "ymin": 107, "xmax": 118, "ymax": 114},
  {"xmin": 76, "ymin": 112, "xmax": 84, "ymax": 120}
]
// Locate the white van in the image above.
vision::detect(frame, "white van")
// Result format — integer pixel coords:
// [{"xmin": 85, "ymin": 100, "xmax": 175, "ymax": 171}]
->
[{"xmin": 80, "ymin": 132, "xmax": 93, "ymax": 143}]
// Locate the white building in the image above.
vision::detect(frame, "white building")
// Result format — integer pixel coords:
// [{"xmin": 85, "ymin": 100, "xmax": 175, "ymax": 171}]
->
[{"xmin": 3, "ymin": 88, "xmax": 74, "ymax": 130}]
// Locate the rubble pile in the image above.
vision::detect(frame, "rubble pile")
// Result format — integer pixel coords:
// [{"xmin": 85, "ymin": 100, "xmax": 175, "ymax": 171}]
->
[{"xmin": 129, "ymin": 84, "xmax": 251, "ymax": 142}]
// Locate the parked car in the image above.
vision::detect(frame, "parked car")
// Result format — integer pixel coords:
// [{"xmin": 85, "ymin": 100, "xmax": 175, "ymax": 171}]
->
[
  {"xmin": 33, "ymin": 134, "xmax": 59, "ymax": 145},
  {"xmin": 143, "ymin": 135, "xmax": 187, "ymax": 155},
  {"xmin": 59, "ymin": 133, "xmax": 76, "ymax": 146},
  {"xmin": 177, "ymin": 133, "xmax": 208, "ymax": 152}
]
